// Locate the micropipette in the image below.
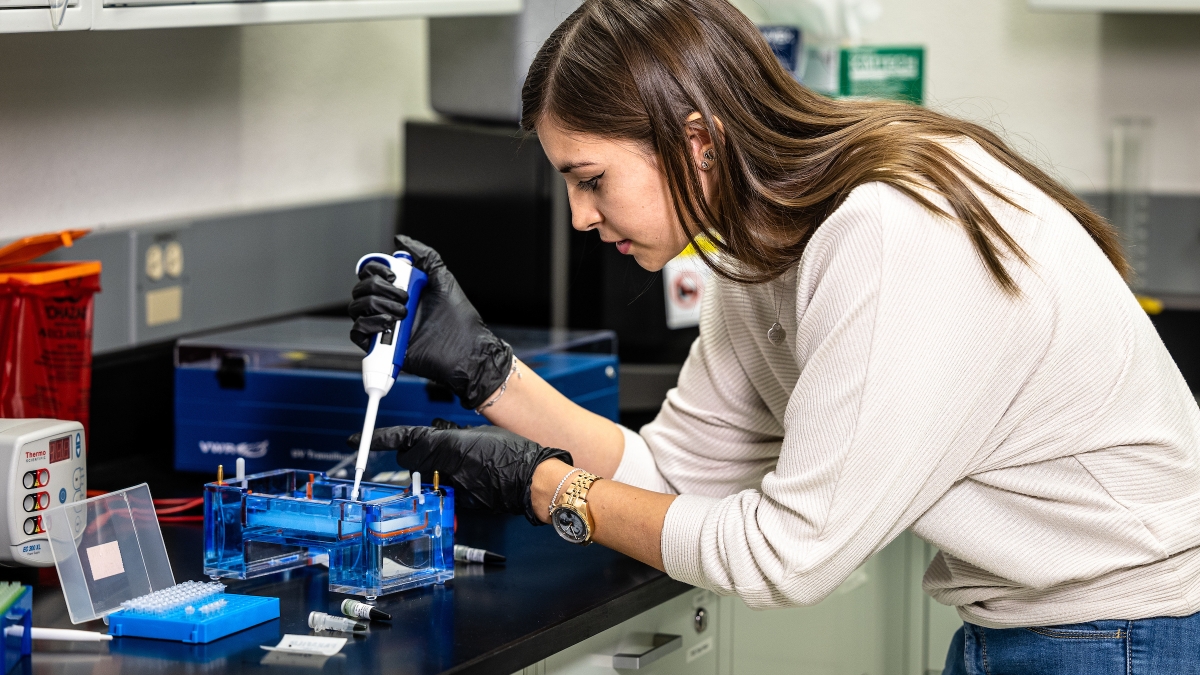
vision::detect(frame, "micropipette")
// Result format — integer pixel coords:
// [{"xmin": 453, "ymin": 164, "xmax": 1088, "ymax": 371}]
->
[{"xmin": 350, "ymin": 251, "xmax": 427, "ymax": 501}]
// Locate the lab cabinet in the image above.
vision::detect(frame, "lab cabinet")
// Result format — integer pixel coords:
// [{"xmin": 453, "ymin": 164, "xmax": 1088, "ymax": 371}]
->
[
  {"xmin": 516, "ymin": 589, "xmax": 721, "ymax": 675},
  {"xmin": 0, "ymin": 0, "xmax": 89, "ymax": 33},
  {"xmin": 519, "ymin": 532, "xmax": 962, "ymax": 675},
  {"xmin": 725, "ymin": 533, "xmax": 961, "ymax": 675}
]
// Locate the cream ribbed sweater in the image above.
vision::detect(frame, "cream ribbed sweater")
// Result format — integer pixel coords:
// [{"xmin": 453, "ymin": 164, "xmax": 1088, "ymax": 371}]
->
[{"xmin": 612, "ymin": 138, "xmax": 1200, "ymax": 629}]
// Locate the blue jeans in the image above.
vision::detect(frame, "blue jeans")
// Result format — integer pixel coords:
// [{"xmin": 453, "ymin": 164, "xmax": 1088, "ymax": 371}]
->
[{"xmin": 943, "ymin": 613, "xmax": 1200, "ymax": 674}]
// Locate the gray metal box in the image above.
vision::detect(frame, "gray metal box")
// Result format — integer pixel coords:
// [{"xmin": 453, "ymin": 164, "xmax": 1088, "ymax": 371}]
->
[{"xmin": 429, "ymin": 0, "xmax": 583, "ymax": 123}]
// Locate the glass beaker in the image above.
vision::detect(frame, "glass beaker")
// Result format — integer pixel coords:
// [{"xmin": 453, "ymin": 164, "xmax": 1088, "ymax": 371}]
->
[{"xmin": 1109, "ymin": 118, "xmax": 1153, "ymax": 289}]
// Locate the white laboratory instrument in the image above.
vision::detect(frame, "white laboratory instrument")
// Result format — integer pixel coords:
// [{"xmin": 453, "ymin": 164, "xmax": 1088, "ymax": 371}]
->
[
  {"xmin": 0, "ymin": 419, "xmax": 86, "ymax": 567},
  {"xmin": 350, "ymin": 251, "xmax": 427, "ymax": 501}
]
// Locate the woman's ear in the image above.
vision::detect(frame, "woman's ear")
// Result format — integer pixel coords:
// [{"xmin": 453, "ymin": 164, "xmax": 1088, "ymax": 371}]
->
[{"xmin": 685, "ymin": 111, "xmax": 714, "ymax": 170}]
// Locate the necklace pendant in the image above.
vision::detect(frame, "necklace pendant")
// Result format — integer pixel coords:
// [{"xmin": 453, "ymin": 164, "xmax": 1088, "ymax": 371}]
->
[{"xmin": 767, "ymin": 322, "xmax": 785, "ymax": 346}]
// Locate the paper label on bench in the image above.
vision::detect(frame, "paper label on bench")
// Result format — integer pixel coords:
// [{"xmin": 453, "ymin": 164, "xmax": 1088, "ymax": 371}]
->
[
  {"xmin": 263, "ymin": 634, "xmax": 346, "ymax": 656},
  {"xmin": 86, "ymin": 541, "xmax": 125, "ymax": 581}
]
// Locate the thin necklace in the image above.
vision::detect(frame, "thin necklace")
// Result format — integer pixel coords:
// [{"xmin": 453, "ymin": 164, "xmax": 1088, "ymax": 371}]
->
[{"xmin": 767, "ymin": 282, "xmax": 785, "ymax": 346}]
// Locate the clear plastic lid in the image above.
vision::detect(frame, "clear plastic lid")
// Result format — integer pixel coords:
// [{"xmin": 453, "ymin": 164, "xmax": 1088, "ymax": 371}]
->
[
  {"xmin": 43, "ymin": 484, "xmax": 176, "ymax": 624},
  {"xmin": 175, "ymin": 316, "xmax": 617, "ymax": 372}
]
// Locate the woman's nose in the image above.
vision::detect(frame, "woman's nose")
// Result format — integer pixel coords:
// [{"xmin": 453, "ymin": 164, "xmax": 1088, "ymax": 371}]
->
[{"xmin": 570, "ymin": 199, "xmax": 601, "ymax": 232}]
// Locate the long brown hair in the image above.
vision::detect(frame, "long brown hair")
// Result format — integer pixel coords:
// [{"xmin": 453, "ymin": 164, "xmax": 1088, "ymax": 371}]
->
[{"xmin": 521, "ymin": 0, "xmax": 1127, "ymax": 289}]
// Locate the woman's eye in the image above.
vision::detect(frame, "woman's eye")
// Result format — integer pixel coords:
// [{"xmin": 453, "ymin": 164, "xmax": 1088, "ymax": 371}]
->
[{"xmin": 577, "ymin": 173, "xmax": 603, "ymax": 192}]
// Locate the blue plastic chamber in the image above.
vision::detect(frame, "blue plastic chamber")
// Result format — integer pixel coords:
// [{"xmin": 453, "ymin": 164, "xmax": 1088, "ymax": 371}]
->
[{"xmin": 204, "ymin": 469, "xmax": 454, "ymax": 598}]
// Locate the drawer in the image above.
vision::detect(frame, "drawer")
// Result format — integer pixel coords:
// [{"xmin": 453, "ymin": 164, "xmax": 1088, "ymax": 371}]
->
[{"xmin": 543, "ymin": 588, "xmax": 718, "ymax": 675}]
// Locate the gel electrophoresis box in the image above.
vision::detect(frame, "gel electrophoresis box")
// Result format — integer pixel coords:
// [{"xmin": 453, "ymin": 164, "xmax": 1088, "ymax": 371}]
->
[{"xmin": 205, "ymin": 469, "xmax": 453, "ymax": 598}]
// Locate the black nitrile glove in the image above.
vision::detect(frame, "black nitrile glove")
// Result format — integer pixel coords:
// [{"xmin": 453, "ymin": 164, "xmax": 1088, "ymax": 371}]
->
[
  {"xmin": 348, "ymin": 420, "xmax": 573, "ymax": 526},
  {"xmin": 349, "ymin": 261, "xmax": 409, "ymax": 347},
  {"xmin": 347, "ymin": 235, "xmax": 513, "ymax": 410}
]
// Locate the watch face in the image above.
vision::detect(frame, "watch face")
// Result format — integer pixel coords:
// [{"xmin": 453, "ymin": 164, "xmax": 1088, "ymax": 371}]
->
[{"xmin": 552, "ymin": 507, "xmax": 589, "ymax": 544}]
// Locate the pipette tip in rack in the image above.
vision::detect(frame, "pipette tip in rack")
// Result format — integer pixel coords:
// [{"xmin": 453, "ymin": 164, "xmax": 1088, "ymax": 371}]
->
[
  {"xmin": 236, "ymin": 458, "xmax": 246, "ymax": 488},
  {"xmin": 309, "ymin": 611, "xmax": 368, "ymax": 633},
  {"xmin": 341, "ymin": 599, "xmax": 391, "ymax": 621}
]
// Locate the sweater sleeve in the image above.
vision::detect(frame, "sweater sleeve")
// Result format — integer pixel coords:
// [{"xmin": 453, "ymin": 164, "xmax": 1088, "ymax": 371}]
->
[
  {"xmin": 625, "ymin": 278, "xmax": 788, "ymax": 497},
  {"xmin": 660, "ymin": 183, "xmax": 1053, "ymax": 607}
]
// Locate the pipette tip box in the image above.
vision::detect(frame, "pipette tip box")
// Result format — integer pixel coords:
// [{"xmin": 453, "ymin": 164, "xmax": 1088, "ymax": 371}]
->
[
  {"xmin": 42, "ymin": 484, "xmax": 278, "ymax": 644},
  {"xmin": 106, "ymin": 581, "xmax": 279, "ymax": 644},
  {"xmin": 204, "ymin": 469, "xmax": 454, "ymax": 598}
]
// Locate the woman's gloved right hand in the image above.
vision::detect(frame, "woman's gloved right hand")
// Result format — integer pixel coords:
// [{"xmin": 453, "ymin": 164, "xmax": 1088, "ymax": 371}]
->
[{"xmin": 348, "ymin": 235, "xmax": 513, "ymax": 410}]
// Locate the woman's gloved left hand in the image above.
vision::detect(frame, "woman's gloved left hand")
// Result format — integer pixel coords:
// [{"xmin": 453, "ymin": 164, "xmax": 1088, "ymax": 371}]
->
[{"xmin": 348, "ymin": 420, "xmax": 572, "ymax": 526}]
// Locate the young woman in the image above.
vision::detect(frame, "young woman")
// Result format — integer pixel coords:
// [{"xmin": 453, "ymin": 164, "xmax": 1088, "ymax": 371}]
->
[{"xmin": 348, "ymin": 0, "xmax": 1200, "ymax": 671}]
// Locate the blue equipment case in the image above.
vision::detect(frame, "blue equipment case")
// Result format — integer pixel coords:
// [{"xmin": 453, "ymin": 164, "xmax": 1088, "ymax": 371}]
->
[{"xmin": 174, "ymin": 319, "xmax": 618, "ymax": 474}]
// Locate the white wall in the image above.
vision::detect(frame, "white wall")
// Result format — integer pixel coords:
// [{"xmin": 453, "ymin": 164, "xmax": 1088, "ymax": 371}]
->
[
  {"xmin": 741, "ymin": 0, "xmax": 1200, "ymax": 194},
  {"xmin": 3, "ymin": 2, "xmax": 1198, "ymax": 244},
  {"xmin": 0, "ymin": 19, "xmax": 433, "ymax": 240},
  {"xmin": 866, "ymin": 0, "xmax": 1200, "ymax": 194}
]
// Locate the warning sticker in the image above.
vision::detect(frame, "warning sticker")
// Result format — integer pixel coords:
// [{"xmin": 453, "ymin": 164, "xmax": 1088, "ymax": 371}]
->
[{"xmin": 663, "ymin": 244, "xmax": 711, "ymax": 330}]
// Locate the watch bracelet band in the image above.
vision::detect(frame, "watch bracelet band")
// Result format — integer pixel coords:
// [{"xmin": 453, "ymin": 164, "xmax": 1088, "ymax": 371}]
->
[
  {"xmin": 558, "ymin": 471, "xmax": 601, "ymax": 509},
  {"xmin": 552, "ymin": 471, "xmax": 601, "ymax": 545}
]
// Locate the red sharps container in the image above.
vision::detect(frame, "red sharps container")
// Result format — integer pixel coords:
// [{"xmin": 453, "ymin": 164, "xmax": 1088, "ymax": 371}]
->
[{"xmin": 0, "ymin": 230, "xmax": 101, "ymax": 439}]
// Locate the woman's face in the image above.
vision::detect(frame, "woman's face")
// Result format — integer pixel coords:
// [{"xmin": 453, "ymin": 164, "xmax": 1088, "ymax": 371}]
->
[{"xmin": 537, "ymin": 119, "xmax": 693, "ymax": 272}]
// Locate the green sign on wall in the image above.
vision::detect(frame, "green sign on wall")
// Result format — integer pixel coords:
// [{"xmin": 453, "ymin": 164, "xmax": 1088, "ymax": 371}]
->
[{"xmin": 838, "ymin": 46, "xmax": 924, "ymax": 105}]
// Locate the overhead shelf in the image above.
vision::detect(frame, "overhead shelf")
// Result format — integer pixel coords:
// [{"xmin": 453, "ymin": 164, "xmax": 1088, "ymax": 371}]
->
[
  {"xmin": 1030, "ymin": 0, "xmax": 1200, "ymax": 11},
  {"xmin": 0, "ymin": 0, "xmax": 518, "ymax": 32}
]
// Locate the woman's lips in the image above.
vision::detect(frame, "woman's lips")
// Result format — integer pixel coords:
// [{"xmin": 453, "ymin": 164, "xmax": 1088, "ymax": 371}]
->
[{"xmin": 616, "ymin": 240, "xmax": 632, "ymax": 255}]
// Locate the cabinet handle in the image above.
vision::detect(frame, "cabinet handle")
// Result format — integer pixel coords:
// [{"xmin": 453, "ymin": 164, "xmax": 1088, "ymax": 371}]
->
[{"xmin": 612, "ymin": 634, "xmax": 682, "ymax": 670}]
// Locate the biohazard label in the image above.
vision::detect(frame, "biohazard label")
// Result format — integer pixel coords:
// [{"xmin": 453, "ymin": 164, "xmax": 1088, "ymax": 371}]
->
[{"xmin": 663, "ymin": 249, "xmax": 710, "ymax": 330}]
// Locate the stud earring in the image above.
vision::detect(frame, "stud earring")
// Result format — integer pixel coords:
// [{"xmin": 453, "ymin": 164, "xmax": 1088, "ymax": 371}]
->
[
  {"xmin": 700, "ymin": 148, "xmax": 715, "ymax": 170},
  {"xmin": 701, "ymin": 161, "xmax": 710, "ymax": 170}
]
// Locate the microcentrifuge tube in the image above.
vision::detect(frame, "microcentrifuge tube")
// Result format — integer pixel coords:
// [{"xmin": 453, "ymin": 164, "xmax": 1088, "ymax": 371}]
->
[
  {"xmin": 309, "ymin": 611, "xmax": 368, "ymax": 633},
  {"xmin": 341, "ymin": 599, "xmax": 390, "ymax": 621}
]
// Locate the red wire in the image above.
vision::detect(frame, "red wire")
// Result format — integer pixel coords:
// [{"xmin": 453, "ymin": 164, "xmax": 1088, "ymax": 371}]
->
[
  {"xmin": 81, "ymin": 490, "xmax": 205, "ymax": 521},
  {"xmin": 153, "ymin": 498, "xmax": 204, "ymax": 515}
]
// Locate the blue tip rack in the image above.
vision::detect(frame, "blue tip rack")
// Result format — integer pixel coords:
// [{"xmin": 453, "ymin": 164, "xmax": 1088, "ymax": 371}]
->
[
  {"xmin": 106, "ymin": 581, "xmax": 279, "ymax": 644},
  {"xmin": 204, "ymin": 469, "xmax": 454, "ymax": 598}
]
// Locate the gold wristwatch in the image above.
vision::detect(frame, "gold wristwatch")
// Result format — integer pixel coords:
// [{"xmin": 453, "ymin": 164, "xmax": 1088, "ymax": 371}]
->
[{"xmin": 550, "ymin": 471, "xmax": 601, "ymax": 545}]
